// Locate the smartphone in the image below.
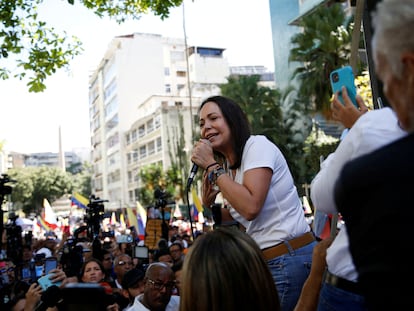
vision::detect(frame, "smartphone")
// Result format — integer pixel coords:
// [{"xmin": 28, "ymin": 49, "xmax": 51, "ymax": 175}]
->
[
  {"xmin": 37, "ymin": 274, "xmax": 62, "ymax": 291},
  {"xmin": 116, "ymin": 234, "xmax": 133, "ymax": 244},
  {"xmin": 44, "ymin": 257, "xmax": 58, "ymax": 274},
  {"xmin": 134, "ymin": 246, "xmax": 149, "ymax": 259},
  {"xmin": 21, "ymin": 266, "xmax": 31, "ymax": 280},
  {"xmin": 330, "ymin": 66, "xmax": 358, "ymax": 108}
]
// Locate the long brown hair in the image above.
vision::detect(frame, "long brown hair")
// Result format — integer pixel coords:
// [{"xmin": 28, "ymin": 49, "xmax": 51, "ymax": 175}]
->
[{"xmin": 180, "ymin": 227, "xmax": 280, "ymax": 311}]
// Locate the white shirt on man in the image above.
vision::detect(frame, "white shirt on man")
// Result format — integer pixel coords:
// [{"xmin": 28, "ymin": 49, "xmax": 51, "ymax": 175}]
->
[
  {"xmin": 311, "ymin": 107, "xmax": 406, "ymax": 281},
  {"xmin": 126, "ymin": 294, "xmax": 179, "ymax": 311}
]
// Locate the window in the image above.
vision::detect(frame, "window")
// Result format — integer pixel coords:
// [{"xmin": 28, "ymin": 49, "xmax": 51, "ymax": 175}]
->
[
  {"xmin": 154, "ymin": 115, "xmax": 161, "ymax": 129},
  {"xmin": 107, "ymin": 134, "xmax": 119, "ymax": 148},
  {"xmin": 156, "ymin": 137, "xmax": 162, "ymax": 152},
  {"xmin": 170, "ymin": 51, "xmax": 185, "ymax": 61},
  {"xmin": 140, "ymin": 146, "xmax": 147, "ymax": 159},
  {"xmin": 105, "ymin": 96, "xmax": 118, "ymax": 118},
  {"xmin": 131, "ymin": 129, "xmax": 137, "ymax": 142},
  {"xmin": 106, "ymin": 114, "xmax": 119, "ymax": 132},
  {"xmin": 104, "ymin": 79, "xmax": 117, "ymax": 101},
  {"xmin": 176, "ymin": 71, "xmax": 186, "ymax": 77},
  {"xmin": 126, "ymin": 133, "xmax": 131, "ymax": 145},
  {"xmin": 138, "ymin": 125, "xmax": 145, "ymax": 138},
  {"xmin": 148, "ymin": 141, "xmax": 155, "ymax": 155},
  {"xmin": 147, "ymin": 119, "xmax": 154, "ymax": 133}
]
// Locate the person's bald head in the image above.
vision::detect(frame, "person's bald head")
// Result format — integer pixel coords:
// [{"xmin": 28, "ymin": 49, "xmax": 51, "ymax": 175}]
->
[
  {"xmin": 145, "ymin": 262, "xmax": 174, "ymax": 280},
  {"xmin": 141, "ymin": 262, "xmax": 176, "ymax": 310}
]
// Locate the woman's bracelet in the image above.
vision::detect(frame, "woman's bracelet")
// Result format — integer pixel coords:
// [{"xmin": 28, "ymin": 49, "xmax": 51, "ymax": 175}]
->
[
  {"xmin": 208, "ymin": 166, "xmax": 226, "ymax": 185},
  {"xmin": 205, "ymin": 162, "xmax": 219, "ymax": 171}
]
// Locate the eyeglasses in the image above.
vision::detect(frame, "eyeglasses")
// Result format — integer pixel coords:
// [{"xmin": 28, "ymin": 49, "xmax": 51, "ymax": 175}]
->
[
  {"xmin": 103, "ymin": 257, "xmax": 113, "ymax": 261},
  {"xmin": 147, "ymin": 279, "xmax": 175, "ymax": 291},
  {"xmin": 118, "ymin": 261, "xmax": 133, "ymax": 266}
]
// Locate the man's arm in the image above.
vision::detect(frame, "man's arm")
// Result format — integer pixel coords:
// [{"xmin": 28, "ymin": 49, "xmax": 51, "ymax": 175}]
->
[{"xmin": 294, "ymin": 237, "xmax": 333, "ymax": 311}]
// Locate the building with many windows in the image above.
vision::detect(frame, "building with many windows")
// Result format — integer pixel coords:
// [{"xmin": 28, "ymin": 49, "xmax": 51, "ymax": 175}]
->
[{"xmin": 88, "ymin": 33, "xmax": 231, "ymax": 210}]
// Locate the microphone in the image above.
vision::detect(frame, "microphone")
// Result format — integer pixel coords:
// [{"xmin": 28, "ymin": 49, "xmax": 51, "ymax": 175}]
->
[{"xmin": 187, "ymin": 163, "xmax": 198, "ymax": 189}]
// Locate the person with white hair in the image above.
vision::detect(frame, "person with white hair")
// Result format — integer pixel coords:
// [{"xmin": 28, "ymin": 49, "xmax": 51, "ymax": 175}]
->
[{"xmin": 334, "ymin": 1, "xmax": 414, "ymax": 310}]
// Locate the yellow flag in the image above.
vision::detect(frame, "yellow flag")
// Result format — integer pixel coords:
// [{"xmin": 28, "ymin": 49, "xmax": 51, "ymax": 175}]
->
[
  {"xmin": 120, "ymin": 213, "xmax": 126, "ymax": 229},
  {"xmin": 126, "ymin": 206, "xmax": 138, "ymax": 230},
  {"xmin": 191, "ymin": 188, "xmax": 204, "ymax": 213}
]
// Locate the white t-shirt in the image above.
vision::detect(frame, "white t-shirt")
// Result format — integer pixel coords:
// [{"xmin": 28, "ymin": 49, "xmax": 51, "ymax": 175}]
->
[
  {"xmin": 125, "ymin": 294, "xmax": 179, "ymax": 311},
  {"xmin": 310, "ymin": 107, "xmax": 406, "ymax": 281},
  {"xmin": 228, "ymin": 135, "xmax": 310, "ymax": 249}
]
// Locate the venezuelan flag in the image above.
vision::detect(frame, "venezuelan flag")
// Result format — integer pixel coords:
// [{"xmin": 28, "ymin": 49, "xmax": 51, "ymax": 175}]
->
[
  {"xmin": 191, "ymin": 188, "xmax": 204, "ymax": 213},
  {"xmin": 37, "ymin": 216, "xmax": 56, "ymax": 231},
  {"xmin": 136, "ymin": 202, "xmax": 147, "ymax": 240},
  {"xmin": 190, "ymin": 204, "xmax": 199, "ymax": 221},
  {"xmin": 71, "ymin": 192, "xmax": 89, "ymax": 209},
  {"xmin": 126, "ymin": 207, "xmax": 138, "ymax": 230},
  {"xmin": 126, "ymin": 203, "xmax": 146, "ymax": 241},
  {"xmin": 136, "ymin": 201, "xmax": 147, "ymax": 228}
]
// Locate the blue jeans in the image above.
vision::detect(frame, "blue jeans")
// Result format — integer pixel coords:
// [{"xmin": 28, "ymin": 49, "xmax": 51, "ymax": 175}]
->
[
  {"xmin": 317, "ymin": 282, "xmax": 367, "ymax": 311},
  {"xmin": 267, "ymin": 241, "xmax": 317, "ymax": 311}
]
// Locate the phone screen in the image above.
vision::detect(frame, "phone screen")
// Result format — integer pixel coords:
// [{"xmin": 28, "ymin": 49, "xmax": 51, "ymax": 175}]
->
[
  {"xmin": 44, "ymin": 258, "xmax": 58, "ymax": 274},
  {"xmin": 134, "ymin": 246, "xmax": 149, "ymax": 259},
  {"xmin": 21, "ymin": 267, "xmax": 31, "ymax": 280}
]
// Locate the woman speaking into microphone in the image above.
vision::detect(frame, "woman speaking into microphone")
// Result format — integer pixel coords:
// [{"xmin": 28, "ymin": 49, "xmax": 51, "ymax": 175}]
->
[{"xmin": 191, "ymin": 96, "xmax": 316, "ymax": 311}]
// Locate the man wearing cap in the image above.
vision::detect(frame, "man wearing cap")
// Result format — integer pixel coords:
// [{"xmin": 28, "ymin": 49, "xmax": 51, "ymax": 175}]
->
[
  {"xmin": 121, "ymin": 268, "xmax": 146, "ymax": 310},
  {"xmin": 35, "ymin": 236, "xmax": 57, "ymax": 258}
]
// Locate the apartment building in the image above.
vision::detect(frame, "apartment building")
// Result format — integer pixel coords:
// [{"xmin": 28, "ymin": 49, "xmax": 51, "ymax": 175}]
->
[{"xmin": 88, "ymin": 33, "xmax": 230, "ymax": 211}]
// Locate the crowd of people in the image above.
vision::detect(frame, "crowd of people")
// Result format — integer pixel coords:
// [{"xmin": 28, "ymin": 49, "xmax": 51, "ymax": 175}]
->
[{"xmin": 1, "ymin": 0, "xmax": 412, "ymax": 310}]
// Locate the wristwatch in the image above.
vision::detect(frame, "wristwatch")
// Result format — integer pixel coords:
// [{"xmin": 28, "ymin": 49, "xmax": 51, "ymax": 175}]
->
[{"xmin": 208, "ymin": 166, "xmax": 226, "ymax": 185}]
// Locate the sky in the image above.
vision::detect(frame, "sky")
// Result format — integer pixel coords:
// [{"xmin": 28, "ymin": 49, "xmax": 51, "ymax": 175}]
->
[{"xmin": 0, "ymin": 0, "xmax": 275, "ymax": 154}]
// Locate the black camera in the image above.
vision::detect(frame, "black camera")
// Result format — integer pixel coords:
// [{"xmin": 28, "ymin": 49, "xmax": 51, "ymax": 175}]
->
[
  {"xmin": 0, "ymin": 174, "xmax": 15, "ymax": 195},
  {"xmin": 101, "ymin": 230, "xmax": 114, "ymax": 238},
  {"xmin": 331, "ymin": 72, "xmax": 340, "ymax": 83}
]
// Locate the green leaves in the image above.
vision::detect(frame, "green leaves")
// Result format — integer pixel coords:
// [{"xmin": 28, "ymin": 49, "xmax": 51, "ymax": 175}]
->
[
  {"xmin": 1, "ymin": 0, "xmax": 182, "ymax": 92},
  {"xmin": 289, "ymin": 3, "xmax": 355, "ymax": 115},
  {"xmin": 8, "ymin": 166, "xmax": 74, "ymax": 215},
  {"xmin": 1, "ymin": 0, "xmax": 83, "ymax": 92}
]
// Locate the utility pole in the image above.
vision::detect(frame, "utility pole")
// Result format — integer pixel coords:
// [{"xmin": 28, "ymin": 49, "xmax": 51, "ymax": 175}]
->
[{"xmin": 182, "ymin": 2, "xmax": 195, "ymax": 141}]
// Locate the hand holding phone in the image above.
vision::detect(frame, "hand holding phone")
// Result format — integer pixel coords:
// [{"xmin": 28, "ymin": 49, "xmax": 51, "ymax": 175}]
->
[
  {"xmin": 37, "ymin": 273, "xmax": 62, "ymax": 291},
  {"xmin": 330, "ymin": 66, "xmax": 358, "ymax": 108}
]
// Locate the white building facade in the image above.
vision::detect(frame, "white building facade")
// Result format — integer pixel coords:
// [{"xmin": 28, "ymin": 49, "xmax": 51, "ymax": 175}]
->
[{"xmin": 88, "ymin": 33, "xmax": 230, "ymax": 210}]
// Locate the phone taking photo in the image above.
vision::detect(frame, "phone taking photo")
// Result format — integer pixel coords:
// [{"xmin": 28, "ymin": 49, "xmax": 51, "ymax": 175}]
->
[
  {"xmin": 37, "ymin": 273, "xmax": 62, "ymax": 291},
  {"xmin": 330, "ymin": 66, "xmax": 358, "ymax": 108},
  {"xmin": 44, "ymin": 257, "xmax": 58, "ymax": 275}
]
